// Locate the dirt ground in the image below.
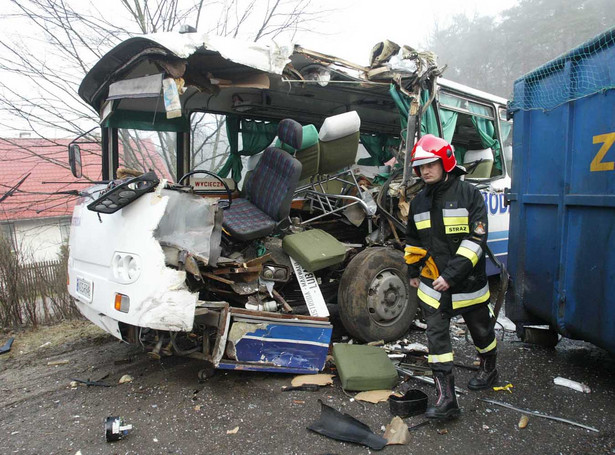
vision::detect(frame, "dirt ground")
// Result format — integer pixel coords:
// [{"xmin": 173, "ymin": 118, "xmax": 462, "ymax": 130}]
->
[{"xmin": 1, "ymin": 319, "xmax": 614, "ymax": 455}]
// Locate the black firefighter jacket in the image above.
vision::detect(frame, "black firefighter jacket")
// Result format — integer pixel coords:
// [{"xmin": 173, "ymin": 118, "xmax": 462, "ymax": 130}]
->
[{"xmin": 406, "ymin": 174, "xmax": 490, "ymax": 312}]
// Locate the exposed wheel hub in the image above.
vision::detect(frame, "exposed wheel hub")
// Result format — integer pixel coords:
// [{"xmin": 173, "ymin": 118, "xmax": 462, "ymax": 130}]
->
[{"xmin": 367, "ymin": 270, "xmax": 408, "ymax": 324}]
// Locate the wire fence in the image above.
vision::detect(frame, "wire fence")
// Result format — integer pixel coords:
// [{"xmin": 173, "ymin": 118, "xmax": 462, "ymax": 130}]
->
[{"xmin": 0, "ymin": 242, "xmax": 79, "ymax": 328}]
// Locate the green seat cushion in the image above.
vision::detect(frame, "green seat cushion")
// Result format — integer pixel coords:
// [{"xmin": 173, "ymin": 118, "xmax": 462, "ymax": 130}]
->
[
  {"xmin": 332, "ymin": 343, "xmax": 399, "ymax": 391},
  {"xmin": 282, "ymin": 229, "xmax": 346, "ymax": 272}
]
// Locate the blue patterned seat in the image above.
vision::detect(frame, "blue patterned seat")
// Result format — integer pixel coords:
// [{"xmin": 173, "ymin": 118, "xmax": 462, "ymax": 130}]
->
[{"xmin": 223, "ymin": 119, "xmax": 303, "ymax": 241}]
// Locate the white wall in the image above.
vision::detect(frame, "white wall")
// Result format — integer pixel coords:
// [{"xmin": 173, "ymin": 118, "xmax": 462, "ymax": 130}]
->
[{"xmin": 10, "ymin": 217, "xmax": 71, "ymax": 263}]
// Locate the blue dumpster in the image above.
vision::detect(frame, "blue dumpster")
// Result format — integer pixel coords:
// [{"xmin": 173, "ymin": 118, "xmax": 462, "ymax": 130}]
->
[{"xmin": 507, "ymin": 28, "xmax": 615, "ymax": 354}]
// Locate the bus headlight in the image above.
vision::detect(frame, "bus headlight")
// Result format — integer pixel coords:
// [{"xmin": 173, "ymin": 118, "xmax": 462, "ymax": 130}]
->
[{"xmin": 111, "ymin": 252, "xmax": 141, "ymax": 283}]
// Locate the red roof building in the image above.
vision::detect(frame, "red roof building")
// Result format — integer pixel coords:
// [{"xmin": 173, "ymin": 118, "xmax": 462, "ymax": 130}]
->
[{"xmin": 0, "ymin": 137, "xmax": 172, "ymax": 221}]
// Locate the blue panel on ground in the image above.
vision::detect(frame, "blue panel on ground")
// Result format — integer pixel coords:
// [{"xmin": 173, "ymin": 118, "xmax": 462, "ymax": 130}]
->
[{"xmin": 232, "ymin": 323, "xmax": 332, "ymax": 373}]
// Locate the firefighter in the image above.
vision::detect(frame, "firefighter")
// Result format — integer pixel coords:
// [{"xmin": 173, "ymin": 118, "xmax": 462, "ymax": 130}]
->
[{"xmin": 405, "ymin": 134, "xmax": 498, "ymax": 420}]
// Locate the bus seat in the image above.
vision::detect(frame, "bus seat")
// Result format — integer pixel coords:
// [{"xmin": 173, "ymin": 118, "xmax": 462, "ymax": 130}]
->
[
  {"xmin": 294, "ymin": 124, "xmax": 320, "ymax": 180},
  {"xmin": 463, "ymin": 148, "xmax": 493, "ymax": 179},
  {"xmin": 318, "ymin": 111, "xmax": 361, "ymax": 175},
  {"xmin": 223, "ymin": 119, "xmax": 303, "ymax": 241}
]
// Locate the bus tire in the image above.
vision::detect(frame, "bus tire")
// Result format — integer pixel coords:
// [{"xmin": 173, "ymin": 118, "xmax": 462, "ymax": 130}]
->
[{"xmin": 338, "ymin": 247, "xmax": 418, "ymax": 342}]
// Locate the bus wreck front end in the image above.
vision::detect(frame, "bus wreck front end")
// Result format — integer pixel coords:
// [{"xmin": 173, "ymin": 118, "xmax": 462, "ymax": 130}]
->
[{"xmin": 67, "ymin": 181, "xmax": 332, "ymax": 375}]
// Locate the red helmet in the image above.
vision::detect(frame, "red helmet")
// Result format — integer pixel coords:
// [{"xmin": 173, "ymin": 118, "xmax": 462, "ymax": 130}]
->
[{"xmin": 411, "ymin": 134, "xmax": 456, "ymax": 176}]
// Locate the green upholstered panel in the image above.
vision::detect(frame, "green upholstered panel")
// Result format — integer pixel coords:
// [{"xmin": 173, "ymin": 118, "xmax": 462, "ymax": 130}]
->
[
  {"xmin": 318, "ymin": 131, "xmax": 360, "ymax": 175},
  {"xmin": 282, "ymin": 229, "xmax": 346, "ymax": 272},
  {"xmin": 332, "ymin": 344, "xmax": 399, "ymax": 391},
  {"xmin": 296, "ymin": 143, "xmax": 320, "ymax": 180}
]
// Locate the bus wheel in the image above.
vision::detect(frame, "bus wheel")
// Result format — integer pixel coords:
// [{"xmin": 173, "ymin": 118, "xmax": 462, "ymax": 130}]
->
[{"xmin": 338, "ymin": 247, "xmax": 418, "ymax": 342}]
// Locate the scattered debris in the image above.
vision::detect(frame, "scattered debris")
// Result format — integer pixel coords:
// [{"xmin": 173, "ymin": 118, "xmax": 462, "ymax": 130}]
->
[
  {"xmin": 105, "ymin": 416, "xmax": 132, "ymax": 442},
  {"xmin": 281, "ymin": 384, "xmax": 320, "ymax": 392},
  {"xmin": 384, "ymin": 416, "xmax": 411, "ymax": 445},
  {"xmin": 118, "ymin": 374, "xmax": 134, "ymax": 384},
  {"xmin": 39, "ymin": 341, "xmax": 51, "ymax": 348},
  {"xmin": 413, "ymin": 320, "xmax": 427, "ymax": 330},
  {"xmin": 437, "ymin": 428, "xmax": 448, "ymax": 435},
  {"xmin": 226, "ymin": 426, "xmax": 239, "ymax": 435},
  {"xmin": 408, "ymin": 420, "xmax": 431, "ymax": 431},
  {"xmin": 450, "ymin": 325, "xmax": 466, "ymax": 337},
  {"xmin": 114, "ymin": 357, "xmax": 134, "ymax": 365},
  {"xmin": 354, "ymin": 390, "xmax": 392, "ymax": 403},
  {"xmin": 493, "ymin": 383, "xmax": 514, "ymax": 393},
  {"xmin": 47, "ymin": 359, "xmax": 70, "ymax": 366},
  {"xmin": 367, "ymin": 339, "xmax": 385, "ymax": 346},
  {"xmin": 495, "ymin": 315, "xmax": 516, "ymax": 332},
  {"xmin": 291, "ymin": 374, "xmax": 334, "ymax": 387},
  {"xmin": 70, "ymin": 378, "xmax": 113, "ymax": 387},
  {"xmin": 518, "ymin": 415, "xmax": 529, "ymax": 429},
  {"xmin": 194, "ymin": 405, "xmax": 202, "ymax": 411},
  {"xmin": 292, "ymin": 400, "xmax": 305, "ymax": 404},
  {"xmin": 0, "ymin": 337, "xmax": 14, "ymax": 355},
  {"xmin": 307, "ymin": 400, "xmax": 387, "ymax": 450},
  {"xmin": 553, "ymin": 377, "xmax": 591, "ymax": 393},
  {"xmin": 479, "ymin": 399, "xmax": 599, "ymax": 432},
  {"xmin": 482, "ymin": 424, "xmax": 490, "ymax": 431}
]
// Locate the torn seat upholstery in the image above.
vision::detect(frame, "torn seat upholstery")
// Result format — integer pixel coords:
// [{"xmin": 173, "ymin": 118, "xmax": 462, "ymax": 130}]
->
[{"xmin": 222, "ymin": 119, "xmax": 303, "ymax": 241}]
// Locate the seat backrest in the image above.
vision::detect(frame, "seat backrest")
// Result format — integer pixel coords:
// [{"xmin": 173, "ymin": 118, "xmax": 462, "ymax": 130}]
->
[
  {"xmin": 318, "ymin": 111, "xmax": 361, "ymax": 175},
  {"xmin": 294, "ymin": 124, "xmax": 320, "ymax": 180},
  {"xmin": 463, "ymin": 148, "xmax": 493, "ymax": 179},
  {"xmin": 244, "ymin": 119, "xmax": 303, "ymax": 221}
]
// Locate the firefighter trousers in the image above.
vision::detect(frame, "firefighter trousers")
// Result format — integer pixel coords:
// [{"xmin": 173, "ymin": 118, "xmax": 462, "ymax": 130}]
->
[{"xmin": 420, "ymin": 296, "xmax": 497, "ymax": 374}]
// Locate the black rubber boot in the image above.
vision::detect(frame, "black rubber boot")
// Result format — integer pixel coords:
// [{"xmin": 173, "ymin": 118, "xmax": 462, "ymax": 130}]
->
[
  {"xmin": 425, "ymin": 372, "xmax": 461, "ymax": 420},
  {"xmin": 468, "ymin": 353, "xmax": 498, "ymax": 390}
]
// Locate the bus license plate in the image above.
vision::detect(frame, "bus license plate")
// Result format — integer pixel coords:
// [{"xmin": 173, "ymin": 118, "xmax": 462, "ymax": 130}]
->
[{"xmin": 76, "ymin": 276, "xmax": 93, "ymax": 302}]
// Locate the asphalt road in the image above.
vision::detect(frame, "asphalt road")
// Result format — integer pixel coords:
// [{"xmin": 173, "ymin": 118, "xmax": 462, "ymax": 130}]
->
[{"xmin": 0, "ymin": 320, "xmax": 614, "ymax": 455}]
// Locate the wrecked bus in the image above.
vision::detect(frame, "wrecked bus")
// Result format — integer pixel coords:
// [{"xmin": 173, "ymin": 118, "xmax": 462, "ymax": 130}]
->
[{"xmin": 67, "ymin": 32, "xmax": 511, "ymax": 376}]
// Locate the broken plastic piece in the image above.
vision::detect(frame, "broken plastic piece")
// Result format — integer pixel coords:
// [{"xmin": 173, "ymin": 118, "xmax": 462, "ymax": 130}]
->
[
  {"xmin": 105, "ymin": 416, "xmax": 132, "ymax": 442},
  {"xmin": 518, "ymin": 414, "xmax": 529, "ymax": 429},
  {"xmin": 493, "ymin": 383, "xmax": 513, "ymax": 393},
  {"xmin": 307, "ymin": 400, "xmax": 387, "ymax": 450},
  {"xmin": 0, "ymin": 337, "xmax": 14, "ymax": 355},
  {"xmin": 553, "ymin": 377, "xmax": 591, "ymax": 393}
]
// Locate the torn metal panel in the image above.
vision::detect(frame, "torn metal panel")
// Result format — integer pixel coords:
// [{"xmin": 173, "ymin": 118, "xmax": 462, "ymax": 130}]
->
[{"xmin": 155, "ymin": 190, "xmax": 223, "ymax": 266}]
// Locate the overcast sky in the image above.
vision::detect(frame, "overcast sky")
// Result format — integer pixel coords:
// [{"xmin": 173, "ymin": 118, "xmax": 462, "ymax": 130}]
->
[{"xmin": 295, "ymin": 0, "xmax": 518, "ymax": 65}]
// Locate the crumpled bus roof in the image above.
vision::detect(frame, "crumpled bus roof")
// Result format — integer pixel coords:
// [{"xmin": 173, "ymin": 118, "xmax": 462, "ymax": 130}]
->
[{"xmin": 78, "ymin": 32, "xmax": 504, "ymax": 136}]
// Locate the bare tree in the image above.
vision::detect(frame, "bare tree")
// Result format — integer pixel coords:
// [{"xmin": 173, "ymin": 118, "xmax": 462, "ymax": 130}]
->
[{"xmin": 0, "ymin": 0, "xmax": 326, "ymax": 212}]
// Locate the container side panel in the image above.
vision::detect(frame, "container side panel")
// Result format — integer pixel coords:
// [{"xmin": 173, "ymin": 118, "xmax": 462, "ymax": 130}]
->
[
  {"xmin": 519, "ymin": 205, "xmax": 560, "ymax": 324},
  {"xmin": 523, "ymin": 107, "xmax": 567, "ymax": 196},
  {"xmin": 561, "ymin": 207, "xmax": 615, "ymax": 353}
]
